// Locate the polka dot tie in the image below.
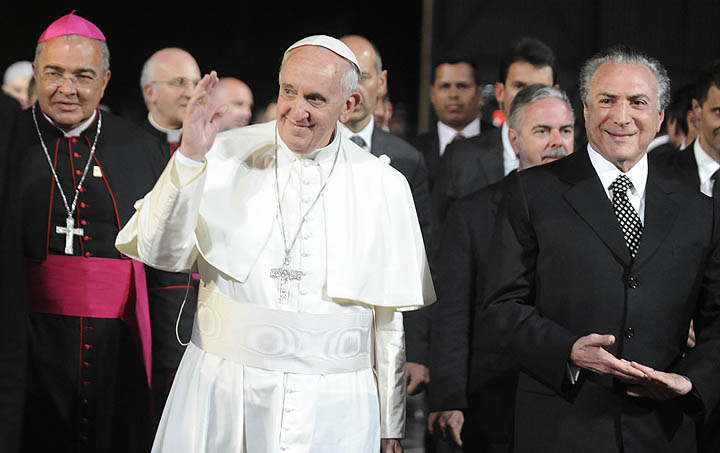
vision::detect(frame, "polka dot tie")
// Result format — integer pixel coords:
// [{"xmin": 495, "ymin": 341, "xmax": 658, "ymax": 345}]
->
[
  {"xmin": 350, "ymin": 135, "xmax": 367, "ymax": 149},
  {"xmin": 610, "ymin": 174, "xmax": 643, "ymax": 258}
]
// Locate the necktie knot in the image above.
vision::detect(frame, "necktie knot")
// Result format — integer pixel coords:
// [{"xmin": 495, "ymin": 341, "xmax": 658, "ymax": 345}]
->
[
  {"xmin": 350, "ymin": 135, "xmax": 367, "ymax": 149},
  {"xmin": 610, "ymin": 174, "xmax": 632, "ymax": 195},
  {"xmin": 452, "ymin": 132, "xmax": 465, "ymax": 142}
]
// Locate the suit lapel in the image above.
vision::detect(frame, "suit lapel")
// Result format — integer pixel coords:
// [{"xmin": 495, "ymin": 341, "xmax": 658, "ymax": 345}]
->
[
  {"xmin": 370, "ymin": 125, "xmax": 383, "ymax": 157},
  {"xmin": 476, "ymin": 129, "xmax": 504, "ymax": 183},
  {"xmin": 561, "ymin": 151, "xmax": 632, "ymax": 265},
  {"xmin": 632, "ymin": 164, "xmax": 678, "ymax": 268}
]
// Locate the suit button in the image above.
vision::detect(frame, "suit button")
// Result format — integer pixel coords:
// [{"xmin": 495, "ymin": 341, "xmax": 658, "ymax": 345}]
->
[
  {"xmin": 627, "ymin": 276, "xmax": 638, "ymax": 289},
  {"xmin": 624, "ymin": 327, "xmax": 635, "ymax": 339}
]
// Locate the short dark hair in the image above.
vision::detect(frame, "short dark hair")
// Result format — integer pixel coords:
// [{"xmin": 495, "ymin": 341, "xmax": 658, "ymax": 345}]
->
[
  {"xmin": 498, "ymin": 38, "xmax": 556, "ymax": 85},
  {"xmin": 666, "ymin": 83, "xmax": 695, "ymax": 135},
  {"xmin": 431, "ymin": 52, "xmax": 479, "ymax": 85},
  {"xmin": 694, "ymin": 59, "xmax": 720, "ymax": 106}
]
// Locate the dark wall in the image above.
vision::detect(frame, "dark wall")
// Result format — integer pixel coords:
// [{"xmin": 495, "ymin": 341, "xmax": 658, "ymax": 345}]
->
[
  {"xmin": 0, "ymin": 4, "xmax": 421, "ymax": 123},
  {"xmin": 430, "ymin": 0, "xmax": 720, "ymax": 132}
]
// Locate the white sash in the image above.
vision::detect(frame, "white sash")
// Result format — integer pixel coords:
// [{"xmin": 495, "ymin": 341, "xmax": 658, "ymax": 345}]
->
[{"xmin": 191, "ymin": 285, "xmax": 373, "ymax": 374}]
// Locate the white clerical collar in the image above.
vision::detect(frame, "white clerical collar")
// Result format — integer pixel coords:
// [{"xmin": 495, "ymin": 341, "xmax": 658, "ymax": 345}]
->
[
  {"xmin": 148, "ymin": 113, "xmax": 183, "ymax": 143},
  {"xmin": 44, "ymin": 110, "xmax": 97, "ymax": 137},
  {"xmin": 277, "ymin": 123, "xmax": 341, "ymax": 165},
  {"xmin": 587, "ymin": 143, "xmax": 648, "ymax": 204},
  {"xmin": 339, "ymin": 116, "xmax": 374, "ymax": 152},
  {"xmin": 694, "ymin": 138, "xmax": 720, "ymax": 189},
  {"xmin": 437, "ymin": 117, "xmax": 480, "ymax": 156},
  {"xmin": 501, "ymin": 122, "xmax": 519, "ymax": 175}
]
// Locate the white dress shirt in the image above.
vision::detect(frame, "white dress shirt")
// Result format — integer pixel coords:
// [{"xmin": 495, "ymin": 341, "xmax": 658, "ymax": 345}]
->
[
  {"xmin": 339, "ymin": 117, "xmax": 374, "ymax": 152},
  {"xmin": 437, "ymin": 117, "xmax": 480, "ymax": 156},
  {"xmin": 501, "ymin": 122, "xmax": 520, "ymax": 175},
  {"xmin": 694, "ymin": 139, "xmax": 720, "ymax": 197}
]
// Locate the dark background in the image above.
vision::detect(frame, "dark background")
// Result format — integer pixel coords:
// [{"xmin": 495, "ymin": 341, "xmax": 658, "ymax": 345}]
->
[{"xmin": 1, "ymin": 1, "xmax": 718, "ymax": 132}]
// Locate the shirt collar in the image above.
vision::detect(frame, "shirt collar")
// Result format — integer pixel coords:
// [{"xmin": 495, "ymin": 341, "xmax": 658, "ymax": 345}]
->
[
  {"xmin": 148, "ymin": 113, "xmax": 183, "ymax": 143},
  {"xmin": 44, "ymin": 110, "xmax": 97, "ymax": 138},
  {"xmin": 694, "ymin": 139, "xmax": 720, "ymax": 185},
  {"xmin": 436, "ymin": 117, "xmax": 481, "ymax": 155},
  {"xmin": 587, "ymin": 143, "xmax": 648, "ymax": 198},
  {"xmin": 501, "ymin": 122, "xmax": 519, "ymax": 174},
  {"xmin": 339, "ymin": 116, "xmax": 374, "ymax": 151}
]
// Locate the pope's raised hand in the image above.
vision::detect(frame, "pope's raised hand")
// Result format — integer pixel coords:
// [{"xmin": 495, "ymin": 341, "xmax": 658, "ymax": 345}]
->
[{"xmin": 178, "ymin": 71, "xmax": 228, "ymax": 162}]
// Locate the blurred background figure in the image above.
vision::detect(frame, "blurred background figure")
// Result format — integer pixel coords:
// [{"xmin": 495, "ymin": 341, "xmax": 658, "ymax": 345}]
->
[
  {"xmin": 211, "ymin": 77, "xmax": 253, "ymax": 132},
  {"xmin": 2, "ymin": 61, "xmax": 33, "ymax": 108},
  {"xmin": 253, "ymin": 98, "xmax": 277, "ymax": 123},
  {"xmin": 140, "ymin": 47, "xmax": 201, "ymax": 156}
]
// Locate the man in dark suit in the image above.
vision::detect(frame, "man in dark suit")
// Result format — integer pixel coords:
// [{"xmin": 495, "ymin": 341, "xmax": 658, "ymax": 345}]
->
[
  {"xmin": 410, "ymin": 54, "xmax": 484, "ymax": 190},
  {"xmin": 339, "ymin": 35, "xmax": 434, "ymax": 395},
  {"xmin": 655, "ymin": 60, "xmax": 720, "ymax": 453},
  {"xmin": 428, "ymin": 84, "xmax": 575, "ymax": 452},
  {"xmin": 478, "ymin": 47, "xmax": 720, "ymax": 453},
  {"xmin": 432, "ymin": 38, "xmax": 557, "ymax": 228}
]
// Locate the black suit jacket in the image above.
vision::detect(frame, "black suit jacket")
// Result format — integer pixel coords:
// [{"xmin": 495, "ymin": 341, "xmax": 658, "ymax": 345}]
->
[
  {"xmin": 479, "ymin": 148, "xmax": 720, "ymax": 453},
  {"xmin": 652, "ymin": 141, "xmax": 720, "ymax": 453},
  {"xmin": 431, "ymin": 128, "xmax": 505, "ymax": 231},
  {"xmin": 370, "ymin": 126, "xmax": 434, "ymax": 366},
  {"xmin": 409, "ymin": 127, "xmax": 440, "ymax": 190},
  {"xmin": 429, "ymin": 180, "xmax": 516, "ymax": 450}
]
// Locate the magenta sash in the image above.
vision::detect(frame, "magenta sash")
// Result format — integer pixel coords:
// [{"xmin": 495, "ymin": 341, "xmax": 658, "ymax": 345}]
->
[{"xmin": 27, "ymin": 255, "xmax": 152, "ymax": 386}]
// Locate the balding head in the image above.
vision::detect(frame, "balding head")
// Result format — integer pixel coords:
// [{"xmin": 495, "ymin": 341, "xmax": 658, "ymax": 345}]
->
[
  {"xmin": 340, "ymin": 35, "xmax": 387, "ymax": 132},
  {"xmin": 212, "ymin": 77, "xmax": 254, "ymax": 131},
  {"xmin": 141, "ymin": 47, "xmax": 201, "ymax": 129}
]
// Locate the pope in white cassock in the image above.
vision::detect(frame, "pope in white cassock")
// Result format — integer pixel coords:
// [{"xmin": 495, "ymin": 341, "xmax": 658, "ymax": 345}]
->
[{"xmin": 116, "ymin": 35, "xmax": 435, "ymax": 453}]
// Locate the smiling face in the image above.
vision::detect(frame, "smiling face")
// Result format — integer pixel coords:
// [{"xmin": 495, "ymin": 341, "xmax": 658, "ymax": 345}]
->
[
  {"xmin": 277, "ymin": 46, "xmax": 359, "ymax": 154},
  {"xmin": 584, "ymin": 62, "xmax": 664, "ymax": 172},
  {"xmin": 34, "ymin": 35, "xmax": 110, "ymax": 129},
  {"xmin": 695, "ymin": 84, "xmax": 720, "ymax": 160}
]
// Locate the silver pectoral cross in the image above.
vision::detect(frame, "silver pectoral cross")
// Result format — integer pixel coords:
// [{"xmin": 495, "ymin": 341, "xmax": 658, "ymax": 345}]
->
[
  {"xmin": 56, "ymin": 216, "xmax": 84, "ymax": 255},
  {"xmin": 270, "ymin": 258, "xmax": 304, "ymax": 305}
]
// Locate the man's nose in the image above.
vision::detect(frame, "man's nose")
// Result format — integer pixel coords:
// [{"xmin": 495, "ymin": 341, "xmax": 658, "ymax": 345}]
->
[
  {"xmin": 610, "ymin": 101, "xmax": 631, "ymax": 125},
  {"xmin": 57, "ymin": 77, "xmax": 77, "ymax": 95}
]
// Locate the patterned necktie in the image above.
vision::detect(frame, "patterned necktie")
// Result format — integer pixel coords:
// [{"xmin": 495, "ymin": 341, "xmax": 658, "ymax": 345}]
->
[
  {"xmin": 350, "ymin": 135, "xmax": 367, "ymax": 149},
  {"xmin": 452, "ymin": 132, "xmax": 465, "ymax": 142},
  {"xmin": 610, "ymin": 174, "xmax": 643, "ymax": 258},
  {"xmin": 712, "ymin": 168, "xmax": 720, "ymax": 199}
]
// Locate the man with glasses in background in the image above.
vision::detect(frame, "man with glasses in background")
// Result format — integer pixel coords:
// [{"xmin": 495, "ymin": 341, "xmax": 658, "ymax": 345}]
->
[{"xmin": 140, "ymin": 47, "xmax": 201, "ymax": 157}]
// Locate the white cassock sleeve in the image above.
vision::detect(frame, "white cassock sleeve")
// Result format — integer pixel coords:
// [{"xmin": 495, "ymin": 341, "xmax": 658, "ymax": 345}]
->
[
  {"xmin": 116, "ymin": 154, "xmax": 207, "ymax": 271},
  {"xmin": 374, "ymin": 307, "xmax": 406, "ymax": 439}
]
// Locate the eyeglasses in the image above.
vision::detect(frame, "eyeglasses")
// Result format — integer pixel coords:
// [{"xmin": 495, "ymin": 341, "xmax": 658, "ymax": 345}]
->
[
  {"xmin": 40, "ymin": 71, "xmax": 98, "ymax": 88},
  {"xmin": 151, "ymin": 77, "xmax": 200, "ymax": 89}
]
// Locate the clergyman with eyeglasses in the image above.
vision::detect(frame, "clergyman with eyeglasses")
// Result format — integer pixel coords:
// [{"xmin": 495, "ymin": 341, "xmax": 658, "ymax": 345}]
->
[
  {"xmin": 140, "ymin": 47, "xmax": 201, "ymax": 157},
  {"xmin": 14, "ymin": 11, "xmax": 181, "ymax": 453}
]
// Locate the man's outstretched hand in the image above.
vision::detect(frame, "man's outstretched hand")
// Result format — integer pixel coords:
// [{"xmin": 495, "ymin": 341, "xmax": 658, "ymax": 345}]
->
[
  {"xmin": 178, "ymin": 71, "xmax": 227, "ymax": 162},
  {"xmin": 570, "ymin": 333, "xmax": 692, "ymax": 400}
]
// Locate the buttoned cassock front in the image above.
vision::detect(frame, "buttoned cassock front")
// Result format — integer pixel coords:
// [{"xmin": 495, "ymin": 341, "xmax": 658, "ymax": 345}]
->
[{"xmin": 116, "ymin": 121, "xmax": 435, "ymax": 452}]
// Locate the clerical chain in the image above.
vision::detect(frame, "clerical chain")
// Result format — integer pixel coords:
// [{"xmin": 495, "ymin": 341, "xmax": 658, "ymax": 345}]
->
[
  {"xmin": 270, "ymin": 126, "xmax": 341, "ymax": 304},
  {"xmin": 32, "ymin": 104, "xmax": 102, "ymax": 255}
]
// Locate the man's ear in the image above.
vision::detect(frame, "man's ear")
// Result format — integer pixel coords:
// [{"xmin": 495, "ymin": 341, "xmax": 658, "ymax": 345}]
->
[
  {"xmin": 339, "ymin": 92, "xmax": 361, "ymax": 123},
  {"xmin": 508, "ymin": 127, "xmax": 521, "ymax": 156},
  {"xmin": 495, "ymin": 82, "xmax": 505, "ymax": 106}
]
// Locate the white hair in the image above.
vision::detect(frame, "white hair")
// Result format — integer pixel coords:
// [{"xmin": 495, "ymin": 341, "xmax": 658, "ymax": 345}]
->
[
  {"xmin": 279, "ymin": 47, "xmax": 360, "ymax": 98},
  {"xmin": 3, "ymin": 61, "xmax": 33, "ymax": 86}
]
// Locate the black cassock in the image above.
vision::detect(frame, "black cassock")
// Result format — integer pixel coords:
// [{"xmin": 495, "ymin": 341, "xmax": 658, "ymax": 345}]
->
[{"xmin": 16, "ymin": 106, "xmax": 190, "ymax": 453}]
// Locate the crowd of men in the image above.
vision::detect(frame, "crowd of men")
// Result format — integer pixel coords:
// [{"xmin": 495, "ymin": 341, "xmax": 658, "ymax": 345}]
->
[{"xmin": 1, "ymin": 9, "xmax": 720, "ymax": 453}]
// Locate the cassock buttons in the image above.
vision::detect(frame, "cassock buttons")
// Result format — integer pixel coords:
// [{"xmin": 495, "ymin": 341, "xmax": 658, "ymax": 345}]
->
[
  {"xmin": 84, "ymin": 252, "xmax": 93, "ymax": 257},
  {"xmin": 624, "ymin": 327, "xmax": 635, "ymax": 339},
  {"xmin": 83, "ymin": 344, "xmax": 92, "ymax": 350},
  {"xmin": 80, "ymin": 202, "xmax": 87, "ymax": 208},
  {"xmin": 71, "ymin": 137, "xmax": 79, "ymax": 143},
  {"xmin": 75, "ymin": 169, "xmax": 83, "ymax": 176},
  {"xmin": 73, "ymin": 152, "xmax": 81, "ymax": 158},
  {"xmin": 80, "ymin": 219, "xmax": 88, "ymax": 226}
]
